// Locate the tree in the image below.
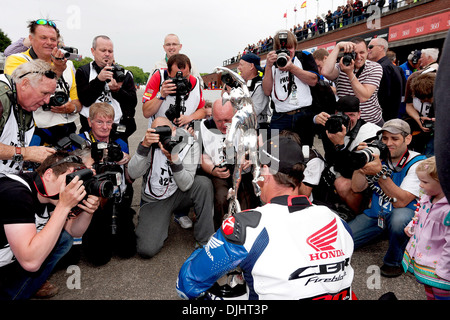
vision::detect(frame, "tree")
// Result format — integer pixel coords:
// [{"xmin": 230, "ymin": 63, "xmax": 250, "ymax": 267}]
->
[
  {"xmin": 124, "ymin": 66, "xmax": 148, "ymax": 85},
  {"xmin": 73, "ymin": 56, "xmax": 93, "ymax": 69},
  {"xmin": 0, "ymin": 29, "xmax": 12, "ymax": 52}
]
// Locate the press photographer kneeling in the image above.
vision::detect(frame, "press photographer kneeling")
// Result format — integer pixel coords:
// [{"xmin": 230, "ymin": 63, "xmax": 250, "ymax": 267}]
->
[
  {"xmin": 313, "ymin": 96, "xmax": 380, "ymax": 216},
  {"xmin": 348, "ymin": 119, "xmax": 426, "ymax": 277},
  {"xmin": 72, "ymin": 102, "xmax": 135, "ymax": 266},
  {"xmin": 0, "ymin": 152, "xmax": 100, "ymax": 299}
]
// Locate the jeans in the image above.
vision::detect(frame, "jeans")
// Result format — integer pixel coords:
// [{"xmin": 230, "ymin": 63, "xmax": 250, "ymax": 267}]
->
[
  {"xmin": 270, "ymin": 108, "xmax": 315, "ymax": 146},
  {"xmin": 348, "ymin": 207, "xmax": 414, "ymax": 266},
  {"xmin": 0, "ymin": 230, "xmax": 73, "ymax": 300}
]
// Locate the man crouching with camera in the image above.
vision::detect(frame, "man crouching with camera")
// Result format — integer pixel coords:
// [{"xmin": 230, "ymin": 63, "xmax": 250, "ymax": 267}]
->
[
  {"xmin": 0, "ymin": 152, "xmax": 99, "ymax": 299},
  {"xmin": 348, "ymin": 119, "xmax": 426, "ymax": 278},
  {"xmin": 128, "ymin": 117, "xmax": 214, "ymax": 258}
]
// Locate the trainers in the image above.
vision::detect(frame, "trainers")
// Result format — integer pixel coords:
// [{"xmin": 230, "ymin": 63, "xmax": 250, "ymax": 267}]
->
[
  {"xmin": 175, "ymin": 215, "xmax": 193, "ymax": 229},
  {"xmin": 33, "ymin": 281, "xmax": 59, "ymax": 299},
  {"xmin": 380, "ymin": 264, "xmax": 403, "ymax": 278}
]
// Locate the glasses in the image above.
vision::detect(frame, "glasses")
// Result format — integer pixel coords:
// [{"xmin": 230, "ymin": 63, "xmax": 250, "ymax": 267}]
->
[
  {"xmin": 49, "ymin": 155, "xmax": 83, "ymax": 169},
  {"xmin": 19, "ymin": 70, "xmax": 57, "ymax": 79},
  {"xmin": 164, "ymin": 43, "xmax": 181, "ymax": 47},
  {"xmin": 93, "ymin": 120, "xmax": 114, "ymax": 127},
  {"xmin": 35, "ymin": 19, "xmax": 58, "ymax": 29}
]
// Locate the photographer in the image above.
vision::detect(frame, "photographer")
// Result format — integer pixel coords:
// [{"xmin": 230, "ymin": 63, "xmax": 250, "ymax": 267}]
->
[
  {"xmin": 348, "ymin": 119, "xmax": 426, "ymax": 277},
  {"xmin": 4, "ymin": 19, "xmax": 82, "ymax": 147},
  {"xmin": 321, "ymin": 38, "xmax": 384, "ymax": 126},
  {"xmin": 0, "ymin": 151, "xmax": 100, "ymax": 299},
  {"xmin": 128, "ymin": 117, "xmax": 214, "ymax": 258},
  {"xmin": 405, "ymin": 72, "xmax": 435, "ymax": 156},
  {"xmin": 0, "ymin": 60, "xmax": 57, "ymax": 174},
  {"xmin": 235, "ymin": 53, "xmax": 271, "ymax": 129},
  {"xmin": 142, "ymin": 54, "xmax": 206, "ymax": 128},
  {"xmin": 76, "ymin": 35, "xmax": 137, "ymax": 144},
  {"xmin": 199, "ymin": 99, "xmax": 259, "ymax": 228},
  {"xmin": 262, "ymin": 30, "xmax": 319, "ymax": 146},
  {"xmin": 73, "ymin": 102, "xmax": 135, "ymax": 265},
  {"xmin": 314, "ymin": 96, "xmax": 380, "ymax": 213}
]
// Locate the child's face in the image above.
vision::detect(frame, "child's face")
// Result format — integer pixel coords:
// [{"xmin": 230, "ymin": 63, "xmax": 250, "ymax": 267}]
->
[{"xmin": 417, "ymin": 171, "xmax": 443, "ymax": 198}]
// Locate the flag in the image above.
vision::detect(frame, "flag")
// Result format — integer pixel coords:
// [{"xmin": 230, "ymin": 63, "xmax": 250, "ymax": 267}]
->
[
  {"xmin": 301, "ymin": 1, "xmax": 307, "ymax": 8},
  {"xmin": 283, "ymin": 12, "xmax": 287, "ymax": 18},
  {"xmin": 294, "ymin": 5, "xmax": 297, "ymax": 12}
]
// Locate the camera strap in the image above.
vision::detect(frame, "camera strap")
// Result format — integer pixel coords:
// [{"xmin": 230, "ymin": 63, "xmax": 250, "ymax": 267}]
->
[
  {"xmin": 392, "ymin": 150, "xmax": 410, "ymax": 173},
  {"xmin": 273, "ymin": 69, "xmax": 295, "ymax": 102},
  {"xmin": 353, "ymin": 63, "xmax": 365, "ymax": 79},
  {"xmin": 33, "ymin": 173, "xmax": 60, "ymax": 200}
]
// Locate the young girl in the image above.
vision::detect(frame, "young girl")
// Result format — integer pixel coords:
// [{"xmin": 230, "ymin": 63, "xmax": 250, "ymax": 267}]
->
[{"xmin": 402, "ymin": 156, "xmax": 450, "ymax": 300}]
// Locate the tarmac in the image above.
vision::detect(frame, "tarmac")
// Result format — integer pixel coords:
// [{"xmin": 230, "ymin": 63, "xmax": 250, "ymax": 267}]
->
[{"xmin": 45, "ymin": 88, "xmax": 427, "ymax": 302}]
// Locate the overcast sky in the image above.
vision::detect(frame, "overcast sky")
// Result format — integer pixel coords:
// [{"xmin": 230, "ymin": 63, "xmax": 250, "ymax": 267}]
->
[{"xmin": 2, "ymin": 0, "xmax": 347, "ymax": 74}]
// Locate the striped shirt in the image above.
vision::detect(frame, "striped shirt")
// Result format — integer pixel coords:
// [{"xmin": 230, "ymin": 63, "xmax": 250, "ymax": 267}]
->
[{"xmin": 335, "ymin": 60, "xmax": 383, "ymax": 125}]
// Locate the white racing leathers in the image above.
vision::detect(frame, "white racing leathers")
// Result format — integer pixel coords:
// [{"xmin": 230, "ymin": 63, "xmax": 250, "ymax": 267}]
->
[{"xmin": 177, "ymin": 195, "xmax": 355, "ymax": 300}]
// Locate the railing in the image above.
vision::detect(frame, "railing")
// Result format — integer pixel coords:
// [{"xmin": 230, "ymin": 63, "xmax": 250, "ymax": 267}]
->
[{"xmin": 223, "ymin": 0, "xmax": 423, "ymax": 66}]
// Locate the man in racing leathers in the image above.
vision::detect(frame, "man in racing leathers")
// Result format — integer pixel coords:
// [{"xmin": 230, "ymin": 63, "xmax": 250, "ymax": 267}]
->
[{"xmin": 176, "ymin": 136, "xmax": 355, "ymax": 300}]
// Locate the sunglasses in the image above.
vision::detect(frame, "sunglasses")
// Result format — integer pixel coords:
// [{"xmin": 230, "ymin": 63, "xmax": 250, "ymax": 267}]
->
[
  {"xmin": 49, "ymin": 155, "xmax": 83, "ymax": 169},
  {"xmin": 368, "ymin": 44, "xmax": 382, "ymax": 49},
  {"xmin": 19, "ymin": 70, "xmax": 57, "ymax": 79},
  {"xmin": 35, "ymin": 19, "xmax": 58, "ymax": 29}
]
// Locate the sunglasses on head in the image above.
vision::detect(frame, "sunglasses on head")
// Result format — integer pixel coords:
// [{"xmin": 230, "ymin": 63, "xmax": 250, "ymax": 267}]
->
[
  {"xmin": 49, "ymin": 155, "xmax": 83, "ymax": 169},
  {"xmin": 19, "ymin": 70, "xmax": 57, "ymax": 80},
  {"xmin": 34, "ymin": 19, "xmax": 58, "ymax": 29}
]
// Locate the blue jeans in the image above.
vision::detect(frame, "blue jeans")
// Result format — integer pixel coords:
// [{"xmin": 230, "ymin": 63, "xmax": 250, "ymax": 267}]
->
[
  {"xmin": 0, "ymin": 230, "xmax": 73, "ymax": 300},
  {"xmin": 270, "ymin": 108, "xmax": 315, "ymax": 146},
  {"xmin": 348, "ymin": 207, "xmax": 414, "ymax": 266}
]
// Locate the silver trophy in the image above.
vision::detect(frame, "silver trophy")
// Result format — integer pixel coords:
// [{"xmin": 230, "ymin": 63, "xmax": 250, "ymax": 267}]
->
[{"xmin": 214, "ymin": 66, "xmax": 261, "ymax": 217}]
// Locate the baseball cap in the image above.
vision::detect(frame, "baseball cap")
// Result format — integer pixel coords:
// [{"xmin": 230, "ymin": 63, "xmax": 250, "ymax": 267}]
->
[
  {"xmin": 336, "ymin": 96, "xmax": 360, "ymax": 113},
  {"xmin": 240, "ymin": 53, "xmax": 264, "ymax": 73},
  {"xmin": 259, "ymin": 136, "xmax": 304, "ymax": 175},
  {"xmin": 377, "ymin": 119, "xmax": 411, "ymax": 136}
]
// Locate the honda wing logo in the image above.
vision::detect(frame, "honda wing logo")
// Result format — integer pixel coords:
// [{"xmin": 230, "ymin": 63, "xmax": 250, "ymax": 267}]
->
[
  {"xmin": 307, "ymin": 218, "xmax": 344, "ymax": 261},
  {"xmin": 205, "ymin": 236, "xmax": 224, "ymax": 262}
]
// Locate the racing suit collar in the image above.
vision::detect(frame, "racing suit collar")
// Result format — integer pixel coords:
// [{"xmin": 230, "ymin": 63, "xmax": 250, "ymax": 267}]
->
[{"xmin": 269, "ymin": 195, "xmax": 312, "ymax": 213}]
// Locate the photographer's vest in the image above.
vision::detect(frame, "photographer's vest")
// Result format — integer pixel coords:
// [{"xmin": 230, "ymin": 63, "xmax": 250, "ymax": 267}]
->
[
  {"xmin": 144, "ymin": 135, "xmax": 192, "ymax": 200},
  {"xmin": 270, "ymin": 55, "xmax": 313, "ymax": 113},
  {"xmin": 79, "ymin": 62, "xmax": 123, "ymax": 123},
  {"xmin": 8, "ymin": 50, "xmax": 78, "ymax": 128},
  {"xmin": 200, "ymin": 120, "xmax": 226, "ymax": 165},
  {"xmin": 364, "ymin": 153, "xmax": 426, "ymax": 218},
  {"xmin": 148, "ymin": 70, "xmax": 202, "ymax": 128},
  {"xmin": 0, "ymin": 74, "xmax": 35, "ymax": 174}
]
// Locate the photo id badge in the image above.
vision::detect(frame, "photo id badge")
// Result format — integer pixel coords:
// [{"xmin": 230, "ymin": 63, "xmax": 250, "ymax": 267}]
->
[
  {"xmin": 289, "ymin": 83, "xmax": 298, "ymax": 105},
  {"xmin": 377, "ymin": 214, "xmax": 385, "ymax": 229}
]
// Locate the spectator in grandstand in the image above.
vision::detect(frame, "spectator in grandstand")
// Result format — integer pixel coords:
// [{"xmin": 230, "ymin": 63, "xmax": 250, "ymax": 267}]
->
[{"xmin": 321, "ymin": 37, "xmax": 384, "ymax": 126}]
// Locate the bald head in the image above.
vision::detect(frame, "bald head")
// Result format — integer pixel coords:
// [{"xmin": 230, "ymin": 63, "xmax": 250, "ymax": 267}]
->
[{"xmin": 212, "ymin": 99, "xmax": 234, "ymax": 134}]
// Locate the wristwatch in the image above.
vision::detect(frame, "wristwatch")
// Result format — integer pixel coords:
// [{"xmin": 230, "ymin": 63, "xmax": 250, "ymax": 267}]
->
[
  {"xmin": 156, "ymin": 92, "xmax": 165, "ymax": 100},
  {"xmin": 12, "ymin": 147, "xmax": 23, "ymax": 162}
]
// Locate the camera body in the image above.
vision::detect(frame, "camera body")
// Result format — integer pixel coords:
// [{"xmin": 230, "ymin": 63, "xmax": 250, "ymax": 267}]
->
[
  {"xmin": 342, "ymin": 51, "xmax": 356, "ymax": 66},
  {"xmin": 221, "ymin": 73, "xmax": 239, "ymax": 89},
  {"xmin": 66, "ymin": 168, "xmax": 118, "ymax": 199},
  {"xmin": 169, "ymin": 71, "xmax": 191, "ymax": 97},
  {"xmin": 325, "ymin": 112, "xmax": 351, "ymax": 134},
  {"xmin": 349, "ymin": 140, "xmax": 390, "ymax": 170},
  {"xmin": 91, "ymin": 141, "xmax": 124, "ymax": 163},
  {"xmin": 154, "ymin": 125, "xmax": 183, "ymax": 152},
  {"xmin": 275, "ymin": 31, "xmax": 290, "ymax": 68},
  {"xmin": 59, "ymin": 46, "xmax": 82, "ymax": 61},
  {"xmin": 421, "ymin": 119, "xmax": 434, "ymax": 130},
  {"xmin": 110, "ymin": 64, "xmax": 126, "ymax": 82},
  {"xmin": 42, "ymin": 91, "xmax": 69, "ymax": 111},
  {"xmin": 411, "ymin": 50, "xmax": 421, "ymax": 65}
]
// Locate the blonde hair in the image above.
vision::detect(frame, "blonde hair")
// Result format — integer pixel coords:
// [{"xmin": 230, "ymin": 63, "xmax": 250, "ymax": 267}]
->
[
  {"xmin": 89, "ymin": 102, "xmax": 115, "ymax": 120},
  {"xmin": 416, "ymin": 156, "xmax": 439, "ymax": 182}
]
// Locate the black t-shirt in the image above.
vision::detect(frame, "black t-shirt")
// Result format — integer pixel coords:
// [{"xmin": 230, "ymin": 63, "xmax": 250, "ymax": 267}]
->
[{"xmin": 0, "ymin": 172, "xmax": 38, "ymax": 249}]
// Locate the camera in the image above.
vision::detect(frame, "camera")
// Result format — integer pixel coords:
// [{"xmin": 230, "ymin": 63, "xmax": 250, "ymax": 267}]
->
[
  {"xmin": 59, "ymin": 46, "xmax": 82, "ymax": 61},
  {"xmin": 66, "ymin": 168, "xmax": 118, "ymax": 199},
  {"xmin": 349, "ymin": 140, "xmax": 390, "ymax": 170},
  {"xmin": 154, "ymin": 125, "xmax": 183, "ymax": 152},
  {"xmin": 91, "ymin": 141, "xmax": 124, "ymax": 163},
  {"xmin": 169, "ymin": 71, "xmax": 191, "ymax": 97},
  {"xmin": 42, "ymin": 90, "xmax": 69, "ymax": 111},
  {"xmin": 411, "ymin": 50, "xmax": 421, "ymax": 65},
  {"xmin": 325, "ymin": 113, "xmax": 351, "ymax": 134},
  {"xmin": 110, "ymin": 64, "xmax": 126, "ymax": 82},
  {"xmin": 221, "ymin": 73, "xmax": 239, "ymax": 89},
  {"xmin": 275, "ymin": 31, "xmax": 290, "ymax": 68},
  {"xmin": 421, "ymin": 119, "xmax": 434, "ymax": 130},
  {"xmin": 342, "ymin": 51, "xmax": 356, "ymax": 66}
]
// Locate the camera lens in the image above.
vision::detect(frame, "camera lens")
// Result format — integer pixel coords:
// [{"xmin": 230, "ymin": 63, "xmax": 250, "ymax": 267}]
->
[
  {"xmin": 276, "ymin": 52, "xmax": 289, "ymax": 68},
  {"xmin": 85, "ymin": 179, "xmax": 114, "ymax": 198}
]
